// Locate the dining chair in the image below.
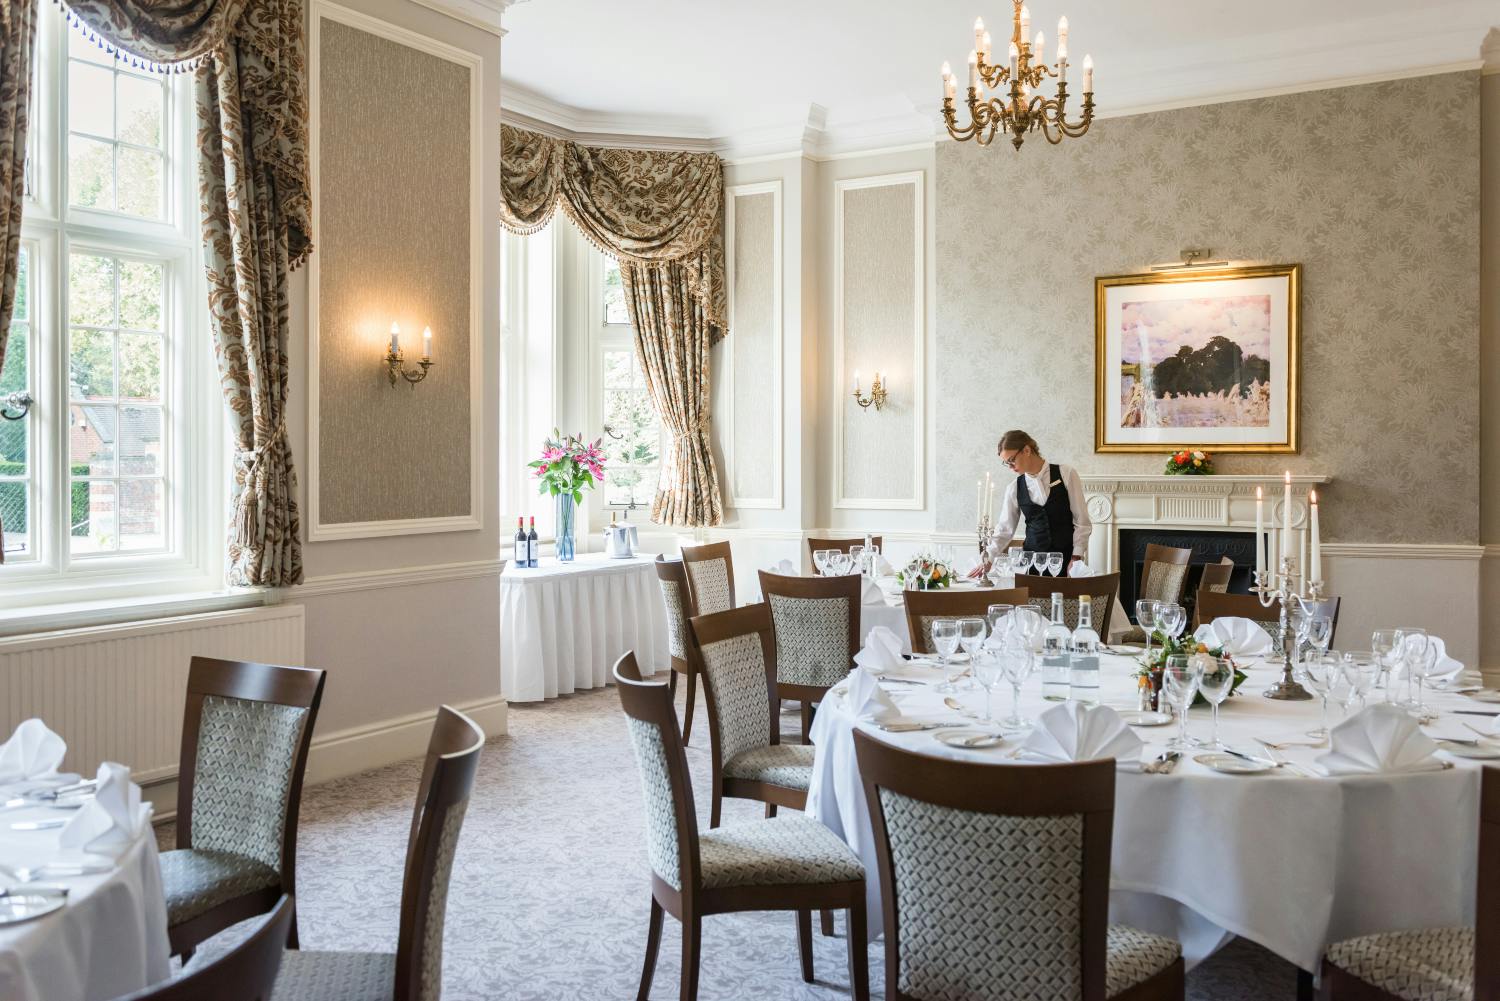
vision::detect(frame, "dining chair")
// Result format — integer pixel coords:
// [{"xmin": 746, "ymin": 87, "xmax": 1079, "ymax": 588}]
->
[
  {"xmin": 901, "ymin": 587, "xmax": 1029, "ymax": 655},
  {"xmin": 656, "ymin": 555, "xmax": 703, "ymax": 745},
  {"xmin": 1196, "ymin": 589, "xmax": 1282, "ymax": 628},
  {"xmin": 160, "ymin": 657, "xmax": 326, "ymax": 958},
  {"xmin": 119, "ymin": 894, "xmax": 294, "ymax": 1001},
  {"xmin": 614, "ymin": 653, "xmax": 869, "ymax": 1001},
  {"xmin": 853, "ymin": 732, "xmax": 1185, "ymax": 1001},
  {"xmin": 1015, "ymin": 572, "xmax": 1121, "ymax": 635},
  {"xmin": 269, "ymin": 705, "xmax": 484, "ymax": 1000},
  {"xmin": 758, "ymin": 570, "xmax": 861, "ymax": 744},
  {"xmin": 1138, "ymin": 544, "xmax": 1192, "ymax": 610},
  {"xmin": 1190, "ymin": 558, "xmax": 1236, "ymax": 628},
  {"xmin": 1320, "ymin": 766, "xmax": 1499, "ymax": 1001},
  {"xmin": 807, "ymin": 536, "xmax": 884, "ymax": 559},
  {"xmin": 680, "ymin": 542, "xmax": 736, "ymax": 615},
  {"xmin": 687, "ymin": 602, "xmax": 815, "ymax": 827}
]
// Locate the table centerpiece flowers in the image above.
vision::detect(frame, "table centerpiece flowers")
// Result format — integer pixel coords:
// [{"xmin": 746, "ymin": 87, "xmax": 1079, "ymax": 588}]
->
[
  {"xmin": 897, "ymin": 553, "xmax": 954, "ymax": 590},
  {"xmin": 529, "ymin": 430, "xmax": 605, "ymax": 562},
  {"xmin": 1134, "ymin": 634, "xmax": 1247, "ymax": 710},
  {"xmin": 1165, "ymin": 449, "xmax": 1213, "ymax": 475}
]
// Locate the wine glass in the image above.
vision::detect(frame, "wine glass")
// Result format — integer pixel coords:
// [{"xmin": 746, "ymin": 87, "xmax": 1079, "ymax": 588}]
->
[
  {"xmin": 1370, "ymin": 629, "xmax": 1400, "ymax": 700},
  {"xmin": 1162, "ymin": 654, "xmax": 1202, "ymax": 751},
  {"xmin": 1341, "ymin": 651, "xmax": 1379, "ymax": 712},
  {"xmin": 971, "ymin": 648, "xmax": 1006, "ymax": 729},
  {"xmin": 932, "ymin": 620, "xmax": 962, "ymax": 694},
  {"xmin": 1156, "ymin": 603, "xmax": 1186, "ymax": 643},
  {"xmin": 829, "ymin": 551, "xmax": 853, "ymax": 576},
  {"xmin": 1394, "ymin": 627, "xmax": 1427, "ymax": 711},
  {"xmin": 1031, "ymin": 551, "xmax": 1050, "ymax": 575},
  {"xmin": 1302, "ymin": 652, "xmax": 1340, "ymax": 738},
  {"xmin": 1136, "ymin": 599, "xmax": 1160, "ymax": 659},
  {"xmin": 999, "ymin": 635, "xmax": 1035, "ymax": 731},
  {"xmin": 1197, "ymin": 656, "xmax": 1233, "ymax": 750},
  {"xmin": 1306, "ymin": 616, "xmax": 1333, "ymax": 656},
  {"xmin": 1046, "ymin": 551, "xmax": 1065, "ymax": 577},
  {"xmin": 958, "ymin": 618, "xmax": 987, "ymax": 689},
  {"xmin": 1406, "ymin": 633, "xmax": 1441, "ymax": 722},
  {"xmin": 936, "ymin": 544, "xmax": 956, "ymax": 570},
  {"xmin": 867, "ymin": 545, "xmax": 882, "ymax": 577},
  {"xmin": 812, "ymin": 549, "xmax": 832, "ymax": 576},
  {"xmin": 986, "ymin": 603, "xmax": 1015, "ymax": 640},
  {"xmin": 849, "ymin": 545, "xmax": 867, "ymax": 577},
  {"xmin": 1017, "ymin": 551, "xmax": 1034, "ymax": 576}
]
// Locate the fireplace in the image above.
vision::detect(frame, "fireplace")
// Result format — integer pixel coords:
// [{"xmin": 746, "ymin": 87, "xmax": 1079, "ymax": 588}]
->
[{"xmin": 1116, "ymin": 528, "xmax": 1258, "ymax": 621}]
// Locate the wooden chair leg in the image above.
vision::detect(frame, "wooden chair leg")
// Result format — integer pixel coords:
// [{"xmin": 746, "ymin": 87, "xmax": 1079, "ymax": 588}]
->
[
  {"xmin": 637, "ymin": 898, "xmax": 664, "ymax": 1001},
  {"xmin": 800, "ymin": 702, "xmax": 814, "ymax": 744},
  {"xmin": 711, "ymin": 788, "xmax": 722, "ymax": 829},
  {"xmin": 1297, "ymin": 968, "xmax": 1315, "ymax": 1001},
  {"xmin": 682, "ymin": 671, "xmax": 697, "ymax": 745},
  {"xmin": 820, "ymin": 908, "xmax": 835, "ymax": 937},
  {"xmin": 847, "ymin": 901, "xmax": 869, "ymax": 1001},
  {"xmin": 286, "ymin": 911, "xmax": 299, "ymax": 950},
  {"xmin": 681, "ymin": 915, "xmax": 702, "ymax": 1001},
  {"xmin": 765, "ymin": 802, "xmax": 778, "ymax": 819},
  {"xmin": 668, "ymin": 669, "xmax": 678, "ymax": 696},
  {"xmin": 796, "ymin": 909, "xmax": 814, "ymax": 983}
]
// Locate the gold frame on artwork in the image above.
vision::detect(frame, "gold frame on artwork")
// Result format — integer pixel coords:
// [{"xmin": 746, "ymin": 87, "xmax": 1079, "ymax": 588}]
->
[{"xmin": 1093, "ymin": 263, "xmax": 1301, "ymax": 454}]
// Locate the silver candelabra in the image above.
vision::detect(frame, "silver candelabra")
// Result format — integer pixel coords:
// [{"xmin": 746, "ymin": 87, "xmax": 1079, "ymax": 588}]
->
[
  {"xmin": 977, "ymin": 514, "xmax": 993, "ymax": 561},
  {"xmin": 1251, "ymin": 555, "xmax": 1325, "ymax": 701}
]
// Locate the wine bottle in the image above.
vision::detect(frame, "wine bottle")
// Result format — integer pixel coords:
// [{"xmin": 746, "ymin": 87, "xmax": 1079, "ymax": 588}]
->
[
  {"xmin": 526, "ymin": 516, "xmax": 539, "ymax": 568},
  {"xmin": 1041, "ymin": 592, "xmax": 1072, "ymax": 701},
  {"xmin": 515, "ymin": 517, "xmax": 528, "ymax": 569},
  {"xmin": 1069, "ymin": 596, "xmax": 1100, "ymax": 705}
]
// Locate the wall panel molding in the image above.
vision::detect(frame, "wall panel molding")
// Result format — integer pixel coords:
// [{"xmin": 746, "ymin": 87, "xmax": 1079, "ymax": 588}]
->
[
  {"xmin": 724, "ymin": 181, "xmax": 784, "ymax": 509},
  {"xmin": 307, "ymin": 1, "xmax": 485, "ymax": 541},
  {"xmin": 833, "ymin": 171, "xmax": 925, "ymax": 511}
]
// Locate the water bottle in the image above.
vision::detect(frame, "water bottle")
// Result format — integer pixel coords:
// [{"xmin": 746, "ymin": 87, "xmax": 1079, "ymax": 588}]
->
[
  {"xmin": 1041, "ymin": 593, "xmax": 1072, "ymax": 701},
  {"xmin": 1069, "ymin": 596, "xmax": 1101, "ymax": 705}
]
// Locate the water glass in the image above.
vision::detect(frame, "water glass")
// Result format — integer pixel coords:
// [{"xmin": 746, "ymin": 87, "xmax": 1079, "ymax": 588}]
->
[
  {"xmin": 958, "ymin": 618, "xmax": 987, "ymax": 689},
  {"xmin": 1046, "ymin": 552, "xmax": 1064, "ymax": 577},
  {"xmin": 972, "ymin": 649, "xmax": 1005, "ymax": 727},
  {"xmin": 1000, "ymin": 638, "xmax": 1035, "ymax": 731},
  {"xmin": 1031, "ymin": 551, "xmax": 1049, "ymax": 575},
  {"xmin": 1406, "ymin": 632, "xmax": 1440, "ymax": 722},
  {"xmin": 1306, "ymin": 615, "xmax": 1333, "ymax": 655},
  {"xmin": 1394, "ymin": 627, "xmax": 1427, "ymax": 712},
  {"xmin": 813, "ymin": 549, "xmax": 833, "ymax": 576},
  {"xmin": 1017, "ymin": 551, "xmax": 1034, "ymax": 576},
  {"xmin": 1156, "ymin": 603, "xmax": 1187, "ymax": 642},
  {"xmin": 1302, "ymin": 652, "xmax": 1340, "ymax": 738},
  {"xmin": 1342, "ymin": 651, "xmax": 1380, "ymax": 710},
  {"xmin": 829, "ymin": 551, "xmax": 853, "ymax": 576},
  {"xmin": 849, "ymin": 545, "xmax": 867, "ymax": 577},
  {"xmin": 986, "ymin": 604, "xmax": 1014, "ymax": 640},
  {"xmin": 1197, "ymin": 656, "xmax": 1233, "ymax": 750},
  {"xmin": 1370, "ymin": 629, "xmax": 1400, "ymax": 698},
  {"xmin": 933, "ymin": 620, "xmax": 962, "ymax": 694},
  {"xmin": 1136, "ymin": 599, "xmax": 1159, "ymax": 657},
  {"xmin": 1162, "ymin": 654, "xmax": 1202, "ymax": 750}
]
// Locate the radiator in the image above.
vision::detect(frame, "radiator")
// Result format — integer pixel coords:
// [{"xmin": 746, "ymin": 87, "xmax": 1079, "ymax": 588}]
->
[{"xmin": 0, "ymin": 604, "xmax": 305, "ymax": 785}]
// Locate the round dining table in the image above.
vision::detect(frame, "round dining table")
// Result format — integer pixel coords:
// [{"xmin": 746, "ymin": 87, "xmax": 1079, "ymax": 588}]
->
[{"xmin": 806, "ymin": 652, "xmax": 1483, "ymax": 975}]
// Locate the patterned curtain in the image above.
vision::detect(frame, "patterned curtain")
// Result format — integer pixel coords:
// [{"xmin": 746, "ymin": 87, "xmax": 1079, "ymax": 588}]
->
[
  {"xmin": 63, "ymin": 0, "xmax": 311, "ymax": 585},
  {"xmin": 0, "ymin": 0, "xmax": 37, "ymax": 566},
  {"xmin": 500, "ymin": 124, "xmax": 726, "ymax": 527}
]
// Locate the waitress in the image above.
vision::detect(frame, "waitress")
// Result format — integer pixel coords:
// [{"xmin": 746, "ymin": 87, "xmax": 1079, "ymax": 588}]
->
[{"xmin": 984, "ymin": 429, "xmax": 1091, "ymax": 575}]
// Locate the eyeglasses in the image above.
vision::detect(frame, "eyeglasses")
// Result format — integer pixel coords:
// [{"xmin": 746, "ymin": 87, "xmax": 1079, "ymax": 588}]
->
[{"xmin": 1000, "ymin": 446, "xmax": 1028, "ymax": 470}]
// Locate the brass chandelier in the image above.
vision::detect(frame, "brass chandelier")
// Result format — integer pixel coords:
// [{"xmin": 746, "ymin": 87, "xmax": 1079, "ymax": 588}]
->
[{"xmin": 941, "ymin": 0, "xmax": 1094, "ymax": 151}]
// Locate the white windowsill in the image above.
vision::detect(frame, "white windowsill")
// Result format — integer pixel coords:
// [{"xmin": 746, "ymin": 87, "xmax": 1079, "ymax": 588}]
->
[{"xmin": 0, "ymin": 588, "xmax": 272, "ymax": 640}]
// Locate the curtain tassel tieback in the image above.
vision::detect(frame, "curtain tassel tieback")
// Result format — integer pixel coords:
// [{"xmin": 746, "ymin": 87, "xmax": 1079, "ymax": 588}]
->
[{"xmin": 231, "ymin": 418, "xmax": 288, "ymax": 549}]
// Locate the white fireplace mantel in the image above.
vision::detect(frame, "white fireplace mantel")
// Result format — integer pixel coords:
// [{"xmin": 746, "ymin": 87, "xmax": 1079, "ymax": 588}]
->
[{"xmin": 1079, "ymin": 473, "xmax": 1332, "ymax": 575}]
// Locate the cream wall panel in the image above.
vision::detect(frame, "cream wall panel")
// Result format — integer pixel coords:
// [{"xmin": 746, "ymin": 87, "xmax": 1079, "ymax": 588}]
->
[
  {"xmin": 727, "ymin": 186, "xmax": 781, "ymax": 507},
  {"xmin": 935, "ymin": 71, "xmax": 1481, "ymax": 542},
  {"xmin": 835, "ymin": 174, "xmax": 923, "ymax": 509},
  {"xmin": 311, "ymin": 10, "xmax": 480, "ymax": 535}
]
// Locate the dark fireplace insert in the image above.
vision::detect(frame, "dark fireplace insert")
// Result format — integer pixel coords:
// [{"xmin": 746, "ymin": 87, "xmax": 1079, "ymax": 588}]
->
[{"xmin": 1116, "ymin": 527, "xmax": 1257, "ymax": 625}]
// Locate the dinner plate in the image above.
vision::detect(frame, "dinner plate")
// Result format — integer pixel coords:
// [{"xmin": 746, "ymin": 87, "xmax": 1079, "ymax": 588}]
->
[
  {"xmin": 932, "ymin": 728, "xmax": 1006, "ymax": 749},
  {"xmin": 0, "ymin": 890, "xmax": 67, "ymax": 925},
  {"xmin": 1437, "ymin": 740, "xmax": 1500, "ymax": 760},
  {"xmin": 1194, "ymin": 753, "xmax": 1273, "ymax": 774},
  {"xmin": 1120, "ymin": 710, "xmax": 1172, "ymax": 727},
  {"xmin": 1466, "ymin": 689, "xmax": 1500, "ymax": 704}
]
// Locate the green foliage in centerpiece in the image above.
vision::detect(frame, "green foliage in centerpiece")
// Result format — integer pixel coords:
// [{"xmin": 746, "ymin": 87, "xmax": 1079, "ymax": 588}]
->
[
  {"xmin": 896, "ymin": 553, "xmax": 954, "ymax": 590},
  {"xmin": 1165, "ymin": 449, "xmax": 1214, "ymax": 475},
  {"xmin": 1135, "ymin": 631, "xmax": 1248, "ymax": 705}
]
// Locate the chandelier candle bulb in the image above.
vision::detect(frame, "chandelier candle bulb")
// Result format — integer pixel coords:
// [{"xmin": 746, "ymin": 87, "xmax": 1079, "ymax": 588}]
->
[
  {"xmin": 1020, "ymin": 4, "xmax": 1030, "ymax": 38},
  {"xmin": 942, "ymin": 62, "xmax": 955, "ymax": 99},
  {"xmin": 974, "ymin": 16, "xmax": 984, "ymax": 52},
  {"xmin": 1008, "ymin": 40, "xmax": 1019, "ymax": 76},
  {"xmin": 981, "ymin": 30, "xmax": 992, "ymax": 60},
  {"xmin": 1034, "ymin": 31, "xmax": 1044, "ymax": 64},
  {"xmin": 968, "ymin": 50, "xmax": 979, "ymax": 90},
  {"xmin": 1058, "ymin": 14, "xmax": 1067, "ymax": 49}
]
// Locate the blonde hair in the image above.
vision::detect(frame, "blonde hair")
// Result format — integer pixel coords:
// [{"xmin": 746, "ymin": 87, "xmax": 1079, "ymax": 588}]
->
[{"xmin": 997, "ymin": 430, "xmax": 1038, "ymax": 456}]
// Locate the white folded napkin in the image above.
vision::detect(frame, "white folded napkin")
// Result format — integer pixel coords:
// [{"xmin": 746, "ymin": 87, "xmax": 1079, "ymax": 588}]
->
[
  {"xmin": 1021, "ymin": 702, "xmax": 1143, "ymax": 768},
  {"xmin": 58, "ymin": 762, "xmax": 150, "ymax": 858},
  {"xmin": 845, "ymin": 667, "xmax": 902, "ymax": 722},
  {"xmin": 0, "ymin": 718, "xmax": 68, "ymax": 786},
  {"xmin": 1317, "ymin": 704, "xmax": 1444, "ymax": 775},
  {"xmin": 1422, "ymin": 636, "xmax": 1469, "ymax": 687},
  {"xmin": 1067, "ymin": 561, "xmax": 1095, "ymax": 578},
  {"xmin": 765, "ymin": 558, "xmax": 796, "ymax": 576},
  {"xmin": 1191, "ymin": 617, "xmax": 1273, "ymax": 657},
  {"xmin": 860, "ymin": 576, "xmax": 886, "ymax": 604},
  {"xmin": 854, "ymin": 626, "xmax": 905, "ymax": 676}
]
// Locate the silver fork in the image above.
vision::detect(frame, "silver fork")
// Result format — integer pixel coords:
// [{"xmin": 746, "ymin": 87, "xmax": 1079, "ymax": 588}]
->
[{"xmin": 1253, "ymin": 741, "xmax": 1315, "ymax": 777}]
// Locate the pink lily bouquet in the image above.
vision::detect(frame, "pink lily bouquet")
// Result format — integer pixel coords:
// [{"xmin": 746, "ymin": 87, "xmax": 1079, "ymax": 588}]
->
[{"xmin": 529, "ymin": 430, "xmax": 606, "ymax": 503}]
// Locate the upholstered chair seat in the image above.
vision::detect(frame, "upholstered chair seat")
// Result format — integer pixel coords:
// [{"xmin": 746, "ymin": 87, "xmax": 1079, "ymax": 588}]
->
[
  {"xmin": 1107, "ymin": 925, "xmax": 1186, "ymax": 997},
  {"xmin": 698, "ymin": 814, "xmax": 864, "ymax": 890},
  {"xmin": 270, "ymin": 951, "xmax": 397, "ymax": 1001},
  {"xmin": 1324, "ymin": 928, "xmax": 1473, "ymax": 1001},
  {"xmin": 159, "ymin": 849, "xmax": 280, "ymax": 926},
  {"xmin": 723, "ymin": 743, "xmax": 816, "ymax": 790}
]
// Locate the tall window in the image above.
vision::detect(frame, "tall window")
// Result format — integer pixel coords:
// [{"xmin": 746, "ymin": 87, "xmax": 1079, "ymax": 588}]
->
[
  {"xmin": 3, "ymin": 7, "xmax": 213, "ymax": 601},
  {"xmin": 595, "ymin": 258, "xmax": 661, "ymax": 509}
]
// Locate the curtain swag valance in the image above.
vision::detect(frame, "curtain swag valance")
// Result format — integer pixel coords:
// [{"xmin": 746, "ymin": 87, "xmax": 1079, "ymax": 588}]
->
[{"xmin": 499, "ymin": 124, "xmax": 727, "ymax": 341}]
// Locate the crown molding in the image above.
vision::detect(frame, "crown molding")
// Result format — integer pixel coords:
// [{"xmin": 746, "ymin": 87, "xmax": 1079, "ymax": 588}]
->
[
  {"xmin": 1483, "ymin": 28, "xmax": 1500, "ymax": 72},
  {"xmin": 405, "ymin": 0, "xmax": 517, "ymax": 36}
]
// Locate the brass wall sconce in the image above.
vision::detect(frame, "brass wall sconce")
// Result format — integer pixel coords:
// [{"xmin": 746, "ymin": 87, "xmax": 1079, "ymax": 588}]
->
[
  {"xmin": 851, "ymin": 370, "xmax": 888, "ymax": 412},
  {"xmin": 385, "ymin": 322, "xmax": 434, "ymax": 388}
]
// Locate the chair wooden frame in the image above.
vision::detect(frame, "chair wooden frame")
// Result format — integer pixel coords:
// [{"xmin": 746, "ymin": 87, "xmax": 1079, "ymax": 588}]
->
[
  {"xmin": 854, "ymin": 734, "xmax": 1183, "ymax": 1001},
  {"xmin": 656, "ymin": 555, "xmax": 703, "ymax": 745},
  {"xmin": 1190, "ymin": 558, "xmax": 1235, "ymax": 628},
  {"xmin": 1015, "ymin": 572, "xmax": 1121, "ymax": 636},
  {"xmin": 169, "ymin": 657, "xmax": 326, "ymax": 957},
  {"xmin": 687, "ymin": 603, "xmax": 808, "ymax": 827},
  {"xmin": 680, "ymin": 542, "xmax": 736, "ymax": 613},
  {"xmin": 1322, "ymin": 767, "xmax": 1500, "ymax": 1001},
  {"xmin": 807, "ymin": 537, "xmax": 885, "ymax": 560},
  {"xmin": 901, "ymin": 587, "xmax": 1030, "ymax": 655},
  {"xmin": 615, "ymin": 654, "xmax": 870, "ymax": 1001},
  {"xmin": 123, "ymin": 894, "xmax": 295, "ymax": 1001},
  {"xmin": 1195, "ymin": 589, "xmax": 1282, "ymax": 627},
  {"xmin": 1138, "ymin": 544, "xmax": 1192, "ymax": 607},
  {"xmin": 758, "ymin": 570, "xmax": 862, "ymax": 743}
]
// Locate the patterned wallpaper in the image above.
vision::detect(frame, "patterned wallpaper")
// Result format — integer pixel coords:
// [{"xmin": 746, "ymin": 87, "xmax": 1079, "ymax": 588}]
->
[
  {"xmin": 317, "ymin": 19, "xmax": 473, "ymax": 525},
  {"xmin": 935, "ymin": 71, "xmax": 1481, "ymax": 543},
  {"xmin": 730, "ymin": 189, "xmax": 776, "ymax": 501}
]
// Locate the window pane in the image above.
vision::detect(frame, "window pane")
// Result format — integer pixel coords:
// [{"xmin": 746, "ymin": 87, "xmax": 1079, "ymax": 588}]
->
[
  {"xmin": 69, "ymin": 328, "xmax": 115, "ymax": 400},
  {"xmin": 603, "ymin": 348, "xmax": 633, "ymax": 389},
  {"xmin": 118, "ymin": 260, "xmax": 163, "ymax": 330},
  {"xmin": 68, "ymin": 136, "xmax": 114, "ymax": 210},
  {"xmin": 11, "ymin": 248, "xmax": 26, "ymax": 321},
  {"xmin": 68, "ymin": 28, "xmax": 114, "ymax": 67},
  {"xmin": 629, "ymin": 470, "xmax": 658, "ymax": 507},
  {"xmin": 1, "ymin": 322, "xmax": 26, "ymax": 399},
  {"xmin": 68, "ymin": 62, "xmax": 114, "ymax": 139},
  {"xmin": 70, "ymin": 253, "xmax": 116, "ymax": 326},
  {"xmin": 602, "ymin": 262, "xmax": 628, "ymax": 325},
  {"xmin": 116, "ymin": 147, "xmax": 163, "ymax": 219},
  {"xmin": 118, "ymin": 478, "xmax": 164, "ymax": 551},
  {"xmin": 0, "ymin": 418, "xmax": 24, "ymax": 478},
  {"xmin": 0, "ymin": 481, "xmax": 28, "ymax": 559},
  {"xmin": 70, "ymin": 404, "xmax": 116, "ymax": 473},
  {"xmin": 119, "ymin": 405, "xmax": 162, "ymax": 474},
  {"xmin": 116, "ymin": 75, "xmax": 162, "ymax": 148},
  {"xmin": 604, "ymin": 390, "xmax": 661, "ymax": 467},
  {"xmin": 119, "ymin": 333, "xmax": 162, "ymax": 401},
  {"xmin": 69, "ymin": 479, "xmax": 116, "ymax": 554}
]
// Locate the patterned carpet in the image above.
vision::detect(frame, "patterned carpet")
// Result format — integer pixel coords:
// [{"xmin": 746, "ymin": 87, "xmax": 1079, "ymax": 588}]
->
[{"xmin": 164, "ymin": 685, "xmax": 1303, "ymax": 999}]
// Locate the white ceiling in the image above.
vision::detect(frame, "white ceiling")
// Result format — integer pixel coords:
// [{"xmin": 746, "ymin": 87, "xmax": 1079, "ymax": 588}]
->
[{"xmin": 499, "ymin": 0, "xmax": 1499, "ymax": 156}]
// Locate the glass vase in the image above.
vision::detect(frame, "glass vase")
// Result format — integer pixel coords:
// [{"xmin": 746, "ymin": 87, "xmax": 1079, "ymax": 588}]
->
[{"xmin": 555, "ymin": 492, "xmax": 576, "ymax": 562}]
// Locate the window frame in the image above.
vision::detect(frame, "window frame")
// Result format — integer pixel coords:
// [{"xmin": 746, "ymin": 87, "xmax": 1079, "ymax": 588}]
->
[
  {"xmin": 2, "ymin": 7, "xmax": 225, "ymax": 609},
  {"xmin": 586, "ymin": 251, "xmax": 663, "ymax": 517}
]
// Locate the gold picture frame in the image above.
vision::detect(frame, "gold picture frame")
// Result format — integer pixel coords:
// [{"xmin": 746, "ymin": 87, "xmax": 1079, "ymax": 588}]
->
[{"xmin": 1094, "ymin": 263, "xmax": 1300, "ymax": 454}]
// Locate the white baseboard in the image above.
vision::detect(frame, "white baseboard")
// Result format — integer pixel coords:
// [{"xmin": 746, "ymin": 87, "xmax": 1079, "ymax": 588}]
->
[{"xmin": 144, "ymin": 694, "xmax": 508, "ymax": 824}]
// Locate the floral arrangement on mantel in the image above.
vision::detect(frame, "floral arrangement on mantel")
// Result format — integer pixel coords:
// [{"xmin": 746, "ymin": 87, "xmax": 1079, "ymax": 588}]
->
[
  {"xmin": 897, "ymin": 553, "xmax": 954, "ymax": 590},
  {"xmin": 1165, "ymin": 449, "xmax": 1214, "ymax": 475},
  {"xmin": 1134, "ymin": 633, "xmax": 1248, "ymax": 709},
  {"xmin": 529, "ymin": 430, "xmax": 605, "ymax": 502}
]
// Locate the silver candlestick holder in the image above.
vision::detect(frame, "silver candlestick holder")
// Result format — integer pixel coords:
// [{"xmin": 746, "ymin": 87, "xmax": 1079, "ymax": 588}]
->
[
  {"xmin": 1251, "ymin": 555, "xmax": 1323, "ymax": 701},
  {"xmin": 977, "ymin": 514, "xmax": 993, "ymax": 560}
]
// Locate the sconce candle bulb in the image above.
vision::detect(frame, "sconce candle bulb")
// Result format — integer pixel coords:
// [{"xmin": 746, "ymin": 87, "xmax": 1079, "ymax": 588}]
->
[
  {"xmin": 385, "ymin": 320, "xmax": 435, "ymax": 388},
  {"xmin": 422, "ymin": 326, "xmax": 433, "ymax": 361},
  {"xmin": 851, "ymin": 369, "xmax": 888, "ymax": 412}
]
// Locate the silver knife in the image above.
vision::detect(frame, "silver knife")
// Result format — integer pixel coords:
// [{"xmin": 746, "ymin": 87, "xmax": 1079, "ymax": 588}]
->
[
  {"xmin": 9, "ymin": 819, "xmax": 67, "ymax": 831},
  {"xmin": 1221, "ymin": 747, "xmax": 1281, "ymax": 769}
]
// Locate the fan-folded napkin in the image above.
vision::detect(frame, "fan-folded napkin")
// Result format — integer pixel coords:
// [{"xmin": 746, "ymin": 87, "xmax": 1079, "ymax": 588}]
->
[
  {"xmin": 1021, "ymin": 702, "xmax": 1143, "ymax": 768},
  {"xmin": 58, "ymin": 762, "xmax": 151, "ymax": 858},
  {"xmin": 1422, "ymin": 636, "xmax": 1470, "ymax": 687},
  {"xmin": 844, "ymin": 667, "xmax": 903, "ymax": 723},
  {"xmin": 860, "ymin": 576, "xmax": 886, "ymax": 604},
  {"xmin": 1317, "ymin": 704, "xmax": 1444, "ymax": 774},
  {"xmin": 0, "ymin": 718, "xmax": 68, "ymax": 786},
  {"xmin": 1191, "ymin": 617, "xmax": 1273, "ymax": 657},
  {"xmin": 854, "ymin": 626, "xmax": 905, "ymax": 676}
]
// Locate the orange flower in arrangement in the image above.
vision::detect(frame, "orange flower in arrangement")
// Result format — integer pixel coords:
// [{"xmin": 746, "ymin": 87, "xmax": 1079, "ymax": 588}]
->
[
  {"xmin": 930, "ymin": 565, "xmax": 947, "ymax": 583},
  {"xmin": 1165, "ymin": 449, "xmax": 1213, "ymax": 476}
]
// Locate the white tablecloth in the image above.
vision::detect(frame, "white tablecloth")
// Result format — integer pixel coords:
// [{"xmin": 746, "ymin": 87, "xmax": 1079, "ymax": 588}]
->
[
  {"xmin": 500, "ymin": 553, "xmax": 668, "ymax": 702},
  {"xmin": 807, "ymin": 655, "xmax": 1481, "ymax": 973},
  {"xmin": 0, "ymin": 794, "xmax": 170, "ymax": 1001},
  {"xmin": 859, "ymin": 580, "xmax": 1132, "ymax": 655}
]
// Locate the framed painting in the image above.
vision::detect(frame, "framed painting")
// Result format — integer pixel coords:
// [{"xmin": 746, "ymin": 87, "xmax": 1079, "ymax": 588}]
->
[{"xmin": 1094, "ymin": 263, "xmax": 1300, "ymax": 454}]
